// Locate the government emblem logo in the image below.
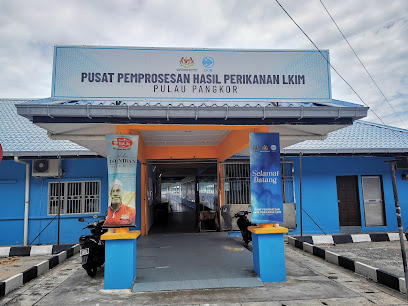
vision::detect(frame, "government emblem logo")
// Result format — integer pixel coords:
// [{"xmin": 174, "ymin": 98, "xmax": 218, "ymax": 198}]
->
[{"xmin": 180, "ymin": 56, "xmax": 194, "ymax": 68}]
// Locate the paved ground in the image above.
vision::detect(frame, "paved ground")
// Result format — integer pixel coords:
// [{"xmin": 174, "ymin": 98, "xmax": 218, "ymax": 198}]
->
[
  {"xmin": 0, "ymin": 256, "xmax": 52, "ymax": 281},
  {"xmin": 323, "ymin": 241, "xmax": 408, "ymax": 278},
  {"xmin": 1, "ymin": 242, "xmax": 407, "ymax": 306},
  {"xmin": 134, "ymin": 232, "xmax": 263, "ymax": 292}
]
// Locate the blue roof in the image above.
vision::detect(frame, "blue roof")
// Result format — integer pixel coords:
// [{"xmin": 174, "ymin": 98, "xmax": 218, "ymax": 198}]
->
[
  {"xmin": 0, "ymin": 99, "xmax": 96, "ymax": 157},
  {"xmin": 283, "ymin": 120, "xmax": 408, "ymax": 154}
]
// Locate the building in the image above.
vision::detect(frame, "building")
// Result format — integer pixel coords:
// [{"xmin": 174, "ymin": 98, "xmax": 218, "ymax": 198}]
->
[{"xmin": 1, "ymin": 95, "xmax": 407, "ymax": 246}]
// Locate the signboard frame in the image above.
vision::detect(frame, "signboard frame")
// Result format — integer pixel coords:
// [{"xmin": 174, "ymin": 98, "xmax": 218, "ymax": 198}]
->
[{"xmin": 52, "ymin": 45, "xmax": 332, "ymax": 103}]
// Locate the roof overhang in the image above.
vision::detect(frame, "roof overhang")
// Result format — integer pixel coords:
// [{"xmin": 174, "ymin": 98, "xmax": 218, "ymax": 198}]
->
[
  {"xmin": 16, "ymin": 99, "xmax": 368, "ymax": 160},
  {"xmin": 17, "ymin": 100, "xmax": 367, "ymax": 125}
]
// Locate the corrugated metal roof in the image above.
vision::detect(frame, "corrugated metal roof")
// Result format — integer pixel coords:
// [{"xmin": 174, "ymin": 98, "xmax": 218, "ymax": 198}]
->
[
  {"xmin": 4, "ymin": 97, "xmax": 406, "ymax": 156},
  {"xmin": 283, "ymin": 120, "xmax": 408, "ymax": 154},
  {"xmin": 0, "ymin": 99, "xmax": 96, "ymax": 157}
]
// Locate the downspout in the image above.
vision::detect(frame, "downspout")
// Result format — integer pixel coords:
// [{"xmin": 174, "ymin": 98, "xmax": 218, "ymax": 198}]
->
[{"xmin": 14, "ymin": 157, "xmax": 30, "ymax": 246}]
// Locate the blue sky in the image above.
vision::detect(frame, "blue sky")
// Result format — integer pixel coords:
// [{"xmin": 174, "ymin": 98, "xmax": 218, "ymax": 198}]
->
[{"xmin": 0, "ymin": 0, "xmax": 407, "ymax": 128}]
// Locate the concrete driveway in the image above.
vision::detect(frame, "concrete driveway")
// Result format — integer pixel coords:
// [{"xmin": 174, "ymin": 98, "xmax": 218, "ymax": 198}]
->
[{"xmin": 1, "ymin": 241, "xmax": 407, "ymax": 305}]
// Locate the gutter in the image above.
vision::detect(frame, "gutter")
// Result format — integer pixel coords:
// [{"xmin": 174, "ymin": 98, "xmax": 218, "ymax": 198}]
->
[
  {"xmin": 16, "ymin": 103, "xmax": 369, "ymax": 122},
  {"xmin": 13, "ymin": 157, "xmax": 30, "ymax": 246}
]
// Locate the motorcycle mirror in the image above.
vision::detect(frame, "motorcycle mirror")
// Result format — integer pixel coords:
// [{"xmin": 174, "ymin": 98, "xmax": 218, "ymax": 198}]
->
[{"xmin": 78, "ymin": 217, "xmax": 85, "ymax": 222}]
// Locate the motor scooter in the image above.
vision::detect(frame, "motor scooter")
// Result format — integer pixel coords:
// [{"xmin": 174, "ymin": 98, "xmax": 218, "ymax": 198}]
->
[
  {"xmin": 234, "ymin": 211, "xmax": 255, "ymax": 246},
  {"xmin": 78, "ymin": 217, "xmax": 107, "ymax": 277}
]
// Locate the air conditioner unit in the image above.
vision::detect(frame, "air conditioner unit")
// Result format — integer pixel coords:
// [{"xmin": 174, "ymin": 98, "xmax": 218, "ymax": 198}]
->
[
  {"xmin": 396, "ymin": 157, "xmax": 408, "ymax": 170},
  {"xmin": 32, "ymin": 159, "xmax": 61, "ymax": 177}
]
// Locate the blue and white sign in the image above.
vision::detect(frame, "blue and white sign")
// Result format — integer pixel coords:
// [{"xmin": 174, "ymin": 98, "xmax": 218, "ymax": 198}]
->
[
  {"xmin": 250, "ymin": 133, "xmax": 284, "ymax": 224},
  {"xmin": 52, "ymin": 46, "xmax": 331, "ymax": 102}
]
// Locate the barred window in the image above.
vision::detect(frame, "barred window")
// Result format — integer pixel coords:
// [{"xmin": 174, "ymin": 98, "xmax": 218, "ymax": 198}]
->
[{"xmin": 48, "ymin": 181, "xmax": 101, "ymax": 215}]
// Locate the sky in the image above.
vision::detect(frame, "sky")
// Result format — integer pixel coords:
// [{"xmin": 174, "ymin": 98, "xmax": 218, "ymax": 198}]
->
[{"xmin": 0, "ymin": 0, "xmax": 407, "ymax": 128}]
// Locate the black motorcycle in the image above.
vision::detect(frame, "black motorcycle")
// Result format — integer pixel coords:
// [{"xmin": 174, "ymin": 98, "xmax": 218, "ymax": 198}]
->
[
  {"xmin": 234, "ymin": 211, "xmax": 254, "ymax": 246},
  {"xmin": 78, "ymin": 217, "xmax": 107, "ymax": 277}
]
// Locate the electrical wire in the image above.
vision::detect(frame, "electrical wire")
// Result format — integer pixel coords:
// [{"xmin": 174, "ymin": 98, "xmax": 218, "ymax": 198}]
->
[
  {"xmin": 274, "ymin": 0, "xmax": 388, "ymax": 127},
  {"xmin": 275, "ymin": 0, "xmax": 408, "ymax": 150},
  {"xmin": 320, "ymin": 0, "xmax": 408, "ymax": 130}
]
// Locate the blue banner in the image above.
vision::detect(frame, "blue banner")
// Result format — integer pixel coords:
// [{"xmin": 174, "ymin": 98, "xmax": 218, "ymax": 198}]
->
[
  {"xmin": 104, "ymin": 135, "xmax": 139, "ymax": 228},
  {"xmin": 250, "ymin": 133, "xmax": 284, "ymax": 223}
]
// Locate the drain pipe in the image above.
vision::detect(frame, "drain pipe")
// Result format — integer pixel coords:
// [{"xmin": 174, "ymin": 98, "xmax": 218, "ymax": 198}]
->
[{"xmin": 14, "ymin": 157, "xmax": 30, "ymax": 246}]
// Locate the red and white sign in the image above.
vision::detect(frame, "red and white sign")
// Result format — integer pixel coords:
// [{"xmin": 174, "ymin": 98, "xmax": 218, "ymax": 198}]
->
[{"xmin": 111, "ymin": 137, "xmax": 133, "ymax": 149}]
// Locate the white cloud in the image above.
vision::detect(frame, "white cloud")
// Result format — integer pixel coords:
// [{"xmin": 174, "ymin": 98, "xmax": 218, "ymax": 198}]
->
[{"xmin": 0, "ymin": 0, "xmax": 407, "ymax": 127}]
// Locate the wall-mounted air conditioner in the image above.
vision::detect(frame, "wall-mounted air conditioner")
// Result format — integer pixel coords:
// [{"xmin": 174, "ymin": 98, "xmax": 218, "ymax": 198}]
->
[
  {"xmin": 32, "ymin": 159, "xmax": 61, "ymax": 177},
  {"xmin": 396, "ymin": 156, "xmax": 408, "ymax": 171}
]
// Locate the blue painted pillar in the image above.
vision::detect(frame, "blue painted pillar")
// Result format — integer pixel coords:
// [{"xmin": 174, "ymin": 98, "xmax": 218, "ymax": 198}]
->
[
  {"xmin": 249, "ymin": 225, "xmax": 288, "ymax": 282},
  {"xmin": 101, "ymin": 228, "xmax": 140, "ymax": 289}
]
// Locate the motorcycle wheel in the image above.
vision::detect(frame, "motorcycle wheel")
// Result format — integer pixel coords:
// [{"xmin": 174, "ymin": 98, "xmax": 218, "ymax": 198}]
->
[{"xmin": 86, "ymin": 266, "xmax": 97, "ymax": 277}]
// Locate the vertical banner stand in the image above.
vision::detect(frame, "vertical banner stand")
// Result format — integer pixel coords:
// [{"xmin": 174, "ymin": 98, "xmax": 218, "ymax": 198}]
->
[
  {"xmin": 249, "ymin": 224, "xmax": 288, "ymax": 282},
  {"xmin": 101, "ymin": 228, "xmax": 140, "ymax": 289},
  {"xmin": 249, "ymin": 133, "xmax": 288, "ymax": 282}
]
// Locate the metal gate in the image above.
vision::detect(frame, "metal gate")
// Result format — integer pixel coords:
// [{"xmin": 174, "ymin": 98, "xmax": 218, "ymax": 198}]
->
[{"xmin": 220, "ymin": 160, "xmax": 297, "ymax": 229}]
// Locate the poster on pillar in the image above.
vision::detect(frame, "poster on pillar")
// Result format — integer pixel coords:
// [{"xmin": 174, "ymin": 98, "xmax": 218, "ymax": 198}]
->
[
  {"xmin": 250, "ymin": 133, "xmax": 284, "ymax": 224},
  {"xmin": 104, "ymin": 135, "xmax": 139, "ymax": 228}
]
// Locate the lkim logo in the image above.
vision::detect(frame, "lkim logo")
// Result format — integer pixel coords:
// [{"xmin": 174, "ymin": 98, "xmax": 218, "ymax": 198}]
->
[
  {"xmin": 253, "ymin": 145, "xmax": 260, "ymax": 152},
  {"xmin": 202, "ymin": 56, "xmax": 214, "ymax": 68},
  {"xmin": 180, "ymin": 57, "xmax": 194, "ymax": 68}
]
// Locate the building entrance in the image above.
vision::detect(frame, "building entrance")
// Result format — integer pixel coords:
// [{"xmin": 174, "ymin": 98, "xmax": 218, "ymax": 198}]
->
[{"xmin": 146, "ymin": 160, "xmax": 218, "ymax": 235}]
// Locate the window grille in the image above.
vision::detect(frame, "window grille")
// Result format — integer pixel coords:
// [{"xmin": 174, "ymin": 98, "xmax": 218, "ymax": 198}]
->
[
  {"xmin": 221, "ymin": 160, "xmax": 295, "ymax": 205},
  {"xmin": 48, "ymin": 181, "xmax": 101, "ymax": 215}
]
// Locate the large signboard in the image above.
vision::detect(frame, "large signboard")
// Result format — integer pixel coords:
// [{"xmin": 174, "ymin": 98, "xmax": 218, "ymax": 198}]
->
[
  {"xmin": 104, "ymin": 135, "xmax": 139, "ymax": 228},
  {"xmin": 250, "ymin": 133, "xmax": 284, "ymax": 224},
  {"xmin": 52, "ymin": 46, "xmax": 331, "ymax": 102}
]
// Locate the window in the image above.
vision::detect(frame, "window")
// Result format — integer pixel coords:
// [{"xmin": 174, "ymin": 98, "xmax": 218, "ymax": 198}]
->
[
  {"xmin": 362, "ymin": 176, "xmax": 386, "ymax": 227},
  {"xmin": 48, "ymin": 181, "xmax": 101, "ymax": 215},
  {"xmin": 221, "ymin": 161, "xmax": 295, "ymax": 205}
]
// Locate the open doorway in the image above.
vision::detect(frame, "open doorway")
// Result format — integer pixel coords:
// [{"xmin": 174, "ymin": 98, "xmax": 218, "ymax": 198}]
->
[{"xmin": 146, "ymin": 160, "xmax": 218, "ymax": 234}]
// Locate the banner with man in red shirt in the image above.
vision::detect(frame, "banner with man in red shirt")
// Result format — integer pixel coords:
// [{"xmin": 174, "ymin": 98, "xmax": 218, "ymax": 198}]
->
[{"xmin": 104, "ymin": 135, "xmax": 139, "ymax": 228}]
